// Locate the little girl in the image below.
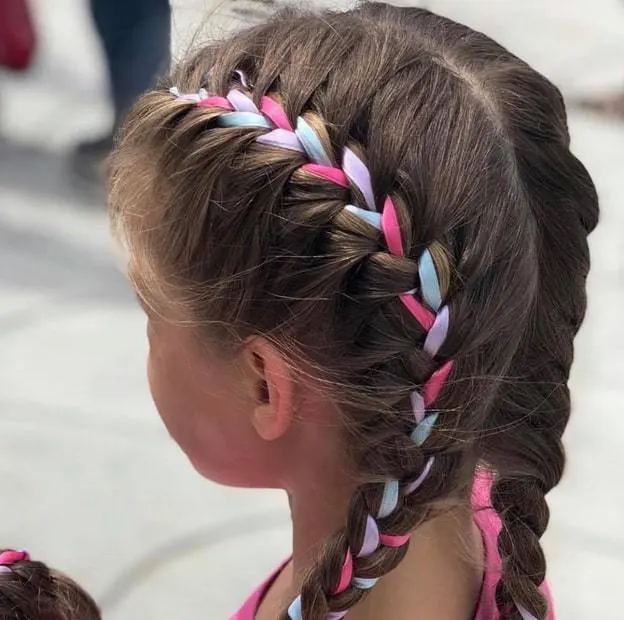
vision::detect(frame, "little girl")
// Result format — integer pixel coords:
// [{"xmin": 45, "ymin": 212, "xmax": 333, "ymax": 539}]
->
[
  {"xmin": 0, "ymin": 549, "xmax": 100, "ymax": 620},
  {"xmin": 109, "ymin": 4, "xmax": 599, "ymax": 620}
]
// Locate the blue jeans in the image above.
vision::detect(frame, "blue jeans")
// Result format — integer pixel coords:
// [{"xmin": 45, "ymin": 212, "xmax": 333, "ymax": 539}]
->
[{"xmin": 91, "ymin": 0, "xmax": 171, "ymax": 128}]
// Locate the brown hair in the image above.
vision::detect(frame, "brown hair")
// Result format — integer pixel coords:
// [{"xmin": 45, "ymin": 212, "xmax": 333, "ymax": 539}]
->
[
  {"xmin": 109, "ymin": 4, "xmax": 599, "ymax": 619},
  {"xmin": 0, "ymin": 552, "xmax": 100, "ymax": 620}
]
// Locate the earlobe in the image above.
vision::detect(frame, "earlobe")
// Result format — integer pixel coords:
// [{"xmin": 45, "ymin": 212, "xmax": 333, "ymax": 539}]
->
[{"xmin": 244, "ymin": 338, "xmax": 295, "ymax": 441}]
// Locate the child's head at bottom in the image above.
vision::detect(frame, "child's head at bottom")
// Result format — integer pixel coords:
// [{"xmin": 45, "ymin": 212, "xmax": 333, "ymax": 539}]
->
[
  {"xmin": 0, "ymin": 550, "xmax": 100, "ymax": 620},
  {"xmin": 109, "ymin": 4, "xmax": 599, "ymax": 619}
]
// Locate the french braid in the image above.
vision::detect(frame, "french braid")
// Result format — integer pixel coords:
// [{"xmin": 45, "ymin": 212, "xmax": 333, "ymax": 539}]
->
[
  {"xmin": 167, "ymin": 85, "xmax": 531, "ymax": 620},
  {"xmin": 478, "ymin": 70, "xmax": 599, "ymax": 619}
]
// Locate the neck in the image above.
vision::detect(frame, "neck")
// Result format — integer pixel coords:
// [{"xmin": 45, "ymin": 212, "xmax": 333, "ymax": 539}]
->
[
  {"xmin": 287, "ymin": 482, "xmax": 483, "ymax": 620},
  {"xmin": 289, "ymin": 474, "xmax": 355, "ymax": 586}
]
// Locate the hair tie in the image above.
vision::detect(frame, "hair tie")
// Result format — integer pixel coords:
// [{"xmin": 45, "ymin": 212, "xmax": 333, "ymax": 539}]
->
[
  {"xmin": 0, "ymin": 550, "xmax": 29, "ymax": 565},
  {"xmin": 0, "ymin": 550, "xmax": 30, "ymax": 573}
]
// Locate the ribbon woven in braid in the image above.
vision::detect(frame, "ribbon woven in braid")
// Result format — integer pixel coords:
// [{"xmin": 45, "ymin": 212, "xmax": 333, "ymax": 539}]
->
[
  {"xmin": 169, "ymin": 84, "xmax": 537, "ymax": 620},
  {"xmin": 0, "ymin": 550, "xmax": 30, "ymax": 574}
]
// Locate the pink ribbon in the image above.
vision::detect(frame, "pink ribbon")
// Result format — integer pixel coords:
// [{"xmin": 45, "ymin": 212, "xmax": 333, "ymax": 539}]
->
[
  {"xmin": 302, "ymin": 164, "xmax": 349, "ymax": 188},
  {"xmin": 333, "ymin": 550, "xmax": 354, "ymax": 595}
]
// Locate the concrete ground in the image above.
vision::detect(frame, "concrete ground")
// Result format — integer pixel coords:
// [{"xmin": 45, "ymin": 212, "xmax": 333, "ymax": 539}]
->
[{"xmin": 0, "ymin": 1, "xmax": 623, "ymax": 618}]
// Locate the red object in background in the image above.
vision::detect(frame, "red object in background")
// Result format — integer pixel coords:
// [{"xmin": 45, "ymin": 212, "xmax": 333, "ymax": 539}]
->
[{"xmin": 0, "ymin": 0, "xmax": 37, "ymax": 71}]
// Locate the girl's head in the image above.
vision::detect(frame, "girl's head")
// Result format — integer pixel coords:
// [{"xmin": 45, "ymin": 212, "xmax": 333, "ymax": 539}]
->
[
  {"xmin": 109, "ymin": 4, "xmax": 598, "ymax": 619},
  {"xmin": 0, "ymin": 550, "xmax": 100, "ymax": 620}
]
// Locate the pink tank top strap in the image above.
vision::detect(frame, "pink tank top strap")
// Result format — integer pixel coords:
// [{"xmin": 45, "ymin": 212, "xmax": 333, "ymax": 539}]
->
[
  {"xmin": 471, "ymin": 470, "xmax": 555, "ymax": 620},
  {"xmin": 229, "ymin": 559, "xmax": 290, "ymax": 620}
]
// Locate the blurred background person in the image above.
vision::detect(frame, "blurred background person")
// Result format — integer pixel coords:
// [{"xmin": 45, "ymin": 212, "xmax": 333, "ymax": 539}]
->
[
  {"xmin": 72, "ymin": 0, "xmax": 171, "ymax": 183},
  {"xmin": 576, "ymin": 0, "xmax": 624, "ymax": 118},
  {"xmin": 0, "ymin": 0, "xmax": 37, "ymax": 72},
  {"xmin": 579, "ymin": 86, "xmax": 624, "ymax": 119}
]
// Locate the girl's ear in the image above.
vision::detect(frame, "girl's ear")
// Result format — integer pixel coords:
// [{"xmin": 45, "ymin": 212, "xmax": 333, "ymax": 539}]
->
[{"xmin": 242, "ymin": 337, "xmax": 295, "ymax": 441}]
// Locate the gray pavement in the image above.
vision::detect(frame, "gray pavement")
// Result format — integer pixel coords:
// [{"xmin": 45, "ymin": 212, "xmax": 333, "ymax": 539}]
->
[{"xmin": 1, "ymin": 1, "xmax": 623, "ymax": 618}]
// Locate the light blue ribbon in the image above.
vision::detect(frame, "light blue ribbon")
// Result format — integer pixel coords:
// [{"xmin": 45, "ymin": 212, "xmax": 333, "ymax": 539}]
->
[
  {"xmin": 344, "ymin": 205, "xmax": 382, "ymax": 229},
  {"xmin": 352, "ymin": 577, "xmax": 379, "ymax": 590},
  {"xmin": 295, "ymin": 117, "xmax": 332, "ymax": 166},
  {"xmin": 410, "ymin": 413, "xmax": 439, "ymax": 446},
  {"xmin": 418, "ymin": 248, "xmax": 442, "ymax": 311},
  {"xmin": 378, "ymin": 479, "xmax": 399, "ymax": 518},
  {"xmin": 218, "ymin": 112, "xmax": 271, "ymax": 129},
  {"xmin": 288, "ymin": 596, "xmax": 302, "ymax": 620}
]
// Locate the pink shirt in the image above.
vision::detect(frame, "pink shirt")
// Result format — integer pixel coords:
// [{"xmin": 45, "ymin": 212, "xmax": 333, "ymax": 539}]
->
[{"xmin": 231, "ymin": 474, "xmax": 554, "ymax": 619}]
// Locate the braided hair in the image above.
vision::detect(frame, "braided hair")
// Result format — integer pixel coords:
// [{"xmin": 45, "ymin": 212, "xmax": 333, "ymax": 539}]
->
[
  {"xmin": 0, "ymin": 550, "xmax": 100, "ymax": 620},
  {"xmin": 109, "ymin": 5, "xmax": 598, "ymax": 619}
]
